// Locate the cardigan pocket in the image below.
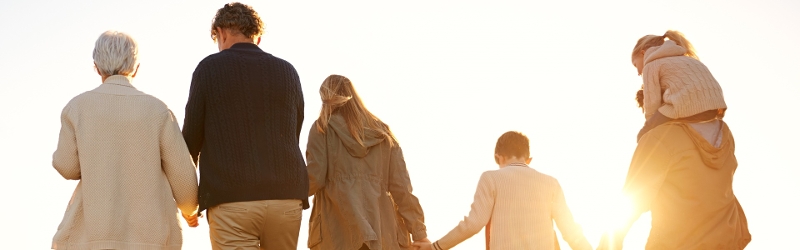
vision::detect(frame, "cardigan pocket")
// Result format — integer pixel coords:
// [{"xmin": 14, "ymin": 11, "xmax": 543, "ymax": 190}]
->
[{"xmin": 308, "ymin": 213, "xmax": 322, "ymax": 248}]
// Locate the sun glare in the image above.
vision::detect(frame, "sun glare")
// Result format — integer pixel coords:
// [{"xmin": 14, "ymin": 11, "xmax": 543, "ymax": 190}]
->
[
  {"xmin": 570, "ymin": 193, "xmax": 637, "ymax": 247},
  {"xmin": 600, "ymin": 194, "xmax": 634, "ymax": 233},
  {"xmin": 581, "ymin": 193, "xmax": 654, "ymax": 249}
]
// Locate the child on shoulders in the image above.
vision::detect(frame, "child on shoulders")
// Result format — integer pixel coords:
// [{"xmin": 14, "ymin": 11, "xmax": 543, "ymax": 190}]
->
[{"xmin": 631, "ymin": 30, "xmax": 727, "ymax": 141}]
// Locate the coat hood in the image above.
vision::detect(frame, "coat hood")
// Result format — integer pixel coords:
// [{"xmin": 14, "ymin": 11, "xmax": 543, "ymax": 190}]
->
[
  {"xmin": 328, "ymin": 114, "xmax": 386, "ymax": 158},
  {"xmin": 644, "ymin": 40, "xmax": 687, "ymax": 65},
  {"xmin": 679, "ymin": 122, "xmax": 733, "ymax": 169}
]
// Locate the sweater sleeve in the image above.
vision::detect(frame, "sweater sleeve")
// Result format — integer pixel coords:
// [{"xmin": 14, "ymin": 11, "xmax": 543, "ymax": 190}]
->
[
  {"xmin": 388, "ymin": 145, "xmax": 428, "ymax": 241},
  {"xmin": 552, "ymin": 180, "xmax": 592, "ymax": 250},
  {"xmin": 437, "ymin": 172, "xmax": 495, "ymax": 249},
  {"xmin": 642, "ymin": 62, "xmax": 663, "ymax": 120},
  {"xmin": 306, "ymin": 124, "xmax": 327, "ymax": 196},
  {"xmin": 161, "ymin": 110, "xmax": 199, "ymax": 216},
  {"xmin": 291, "ymin": 67, "xmax": 304, "ymax": 140},
  {"xmin": 52, "ymin": 105, "xmax": 81, "ymax": 180},
  {"xmin": 182, "ymin": 63, "xmax": 207, "ymax": 165}
]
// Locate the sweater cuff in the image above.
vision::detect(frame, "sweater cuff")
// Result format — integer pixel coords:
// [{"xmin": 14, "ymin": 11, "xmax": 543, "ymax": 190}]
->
[
  {"xmin": 432, "ymin": 240, "xmax": 446, "ymax": 250},
  {"xmin": 412, "ymin": 229, "xmax": 428, "ymax": 241},
  {"xmin": 435, "ymin": 237, "xmax": 457, "ymax": 250}
]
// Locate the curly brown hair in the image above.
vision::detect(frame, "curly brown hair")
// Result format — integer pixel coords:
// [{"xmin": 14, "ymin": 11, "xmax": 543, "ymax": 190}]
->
[{"xmin": 210, "ymin": 2, "xmax": 264, "ymax": 42}]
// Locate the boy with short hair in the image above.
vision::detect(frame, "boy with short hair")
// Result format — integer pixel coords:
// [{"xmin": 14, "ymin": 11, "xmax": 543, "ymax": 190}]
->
[{"xmin": 414, "ymin": 131, "xmax": 592, "ymax": 250}]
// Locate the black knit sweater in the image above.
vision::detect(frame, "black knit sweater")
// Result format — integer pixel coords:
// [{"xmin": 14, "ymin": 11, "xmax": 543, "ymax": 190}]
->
[{"xmin": 183, "ymin": 43, "xmax": 308, "ymax": 211}]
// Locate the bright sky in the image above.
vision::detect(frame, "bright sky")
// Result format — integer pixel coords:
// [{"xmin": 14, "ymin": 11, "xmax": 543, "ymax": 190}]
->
[{"xmin": 1, "ymin": 0, "xmax": 798, "ymax": 249}]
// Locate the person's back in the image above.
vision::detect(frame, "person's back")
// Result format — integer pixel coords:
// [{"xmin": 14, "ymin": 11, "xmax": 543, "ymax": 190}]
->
[
  {"xmin": 306, "ymin": 75, "xmax": 428, "ymax": 250},
  {"xmin": 418, "ymin": 131, "xmax": 591, "ymax": 250},
  {"xmin": 485, "ymin": 165, "xmax": 586, "ymax": 249},
  {"xmin": 182, "ymin": 3, "xmax": 307, "ymax": 249},
  {"xmin": 52, "ymin": 31, "xmax": 198, "ymax": 250},
  {"xmin": 186, "ymin": 42, "xmax": 306, "ymax": 208},
  {"xmin": 628, "ymin": 121, "xmax": 750, "ymax": 249},
  {"xmin": 641, "ymin": 41, "xmax": 725, "ymax": 120},
  {"xmin": 601, "ymin": 40, "xmax": 750, "ymax": 249}
]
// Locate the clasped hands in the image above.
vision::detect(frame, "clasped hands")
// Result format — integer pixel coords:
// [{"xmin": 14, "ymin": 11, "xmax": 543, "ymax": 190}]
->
[
  {"xmin": 595, "ymin": 232, "xmax": 624, "ymax": 250},
  {"xmin": 181, "ymin": 211, "xmax": 201, "ymax": 228}
]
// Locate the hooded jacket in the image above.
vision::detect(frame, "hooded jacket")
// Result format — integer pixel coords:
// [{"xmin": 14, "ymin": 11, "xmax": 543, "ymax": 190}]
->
[
  {"xmin": 622, "ymin": 121, "xmax": 751, "ymax": 249},
  {"xmin": 305, "ymin": 114, "xmax": 427, "ymax": 250},
  {"xmin": 641, "ymin": 40, "xmax": 727, "ymax": 120}
]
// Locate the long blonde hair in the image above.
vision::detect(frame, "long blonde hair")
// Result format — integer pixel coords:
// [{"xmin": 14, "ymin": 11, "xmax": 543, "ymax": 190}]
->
[
  {"xmin": 631, "ymin": 30, "xmax": 698, "ymax": 60},
  {"xmin": 316, "ymin": 74, "xmax": 397, "ymax": 146}
]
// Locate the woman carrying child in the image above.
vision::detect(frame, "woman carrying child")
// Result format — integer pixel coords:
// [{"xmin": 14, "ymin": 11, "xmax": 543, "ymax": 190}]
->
[{"xmin": 599, "ymin": 30, "xmax": 751, "ymax": 250}]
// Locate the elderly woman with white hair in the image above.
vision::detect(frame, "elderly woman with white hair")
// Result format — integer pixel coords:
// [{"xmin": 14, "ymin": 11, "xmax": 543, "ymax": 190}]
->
[{"xmin": 51, "ymin": 31, "xmax": 199, "ymax": 250}]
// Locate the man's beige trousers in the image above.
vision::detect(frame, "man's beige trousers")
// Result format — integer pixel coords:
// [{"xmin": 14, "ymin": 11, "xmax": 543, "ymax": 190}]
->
[{"xmin": 208, "ymin": 199, "xmax": 303, "ymax": 250}]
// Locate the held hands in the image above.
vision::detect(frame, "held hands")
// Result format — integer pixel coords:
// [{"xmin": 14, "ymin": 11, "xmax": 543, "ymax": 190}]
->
[
  {"xmin": 182, "ymin": 211, "xmax": 200, "ymax": 228},
  {"xmin": 596, "ymin": 234, "xmax": 609, "ymax": 250},
  {"xmin": 596, "ymin": 232, "xmax": 623, "ymax": 250},
  {"xmin": 411, "ymin": 238, "xmax": 432, "ymax": 250}
]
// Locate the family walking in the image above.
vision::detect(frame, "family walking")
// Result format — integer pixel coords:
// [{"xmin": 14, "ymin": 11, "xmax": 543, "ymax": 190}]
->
[{"xmin": 50, "ymin": 2, "xmax": 751, "ymax": 250}]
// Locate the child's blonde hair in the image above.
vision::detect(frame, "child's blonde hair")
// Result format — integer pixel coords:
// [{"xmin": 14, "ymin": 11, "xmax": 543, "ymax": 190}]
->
[
  {"xmin": 631, "ymin": 30, "xmax": 698, "ymax": 60},
  {"xmin": 315, "ymin": 74, "xmax": 397, "ymax": 147}
]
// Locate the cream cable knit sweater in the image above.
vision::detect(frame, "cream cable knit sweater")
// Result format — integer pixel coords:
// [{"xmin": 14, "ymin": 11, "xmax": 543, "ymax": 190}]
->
[
  {"xmin": 52, "ymin": 76, "xmax": 198, "ymax": 250},
  {"xmin": 642, "ymin": 40, "xmax": 727, "ymax": 119}
]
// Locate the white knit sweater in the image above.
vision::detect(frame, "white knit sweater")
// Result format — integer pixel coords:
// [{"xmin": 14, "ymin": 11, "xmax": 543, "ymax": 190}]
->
[
  {"xmin": 51, "ymin": 76, "xmax": 198, "ymax": 250},
  {"xmin": 642, "ymin": 40, "xmax": 727, "ymax": 119}
]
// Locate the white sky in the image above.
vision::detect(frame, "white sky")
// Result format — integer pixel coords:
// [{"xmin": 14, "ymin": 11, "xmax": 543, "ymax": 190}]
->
[{"xmin": 1, "ymin": 0, "xmax": 798, "ymax": 249}]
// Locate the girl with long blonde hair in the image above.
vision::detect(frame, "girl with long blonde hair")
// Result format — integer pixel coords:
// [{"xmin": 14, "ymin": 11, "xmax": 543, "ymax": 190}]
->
[
  {"xmin": 305, "ymin": 75, "xmax": 428, "ymax": 250},
  {"xmin": 315, "ymin": 75, "xmax": 396, "ymax": 147}
]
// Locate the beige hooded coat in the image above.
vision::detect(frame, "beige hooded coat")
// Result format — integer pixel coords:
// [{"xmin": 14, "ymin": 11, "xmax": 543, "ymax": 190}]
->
[
  {"xmin": 622, "ymin": 121, "xmax": 750, "ymax": 249},
  {"xmin": 305, "ymin": 114, "xmax": 427, "ymax": 250}
]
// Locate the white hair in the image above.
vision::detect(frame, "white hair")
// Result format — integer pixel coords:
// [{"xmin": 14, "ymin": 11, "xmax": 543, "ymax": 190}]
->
[{"xmin": 92, "ymin": 31, "xmax": 139, "ymax": 76}]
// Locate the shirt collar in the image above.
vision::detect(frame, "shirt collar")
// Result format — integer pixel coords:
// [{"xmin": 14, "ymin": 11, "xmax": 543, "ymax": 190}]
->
[
  {"xmin": 103, "ymin": 75, "xmax": 135, "ymax": 88},
  {"xmin": 230, "ymin": 42, "xmax": 263, "ymax": 51},
  {"xmin": 91, "ymin": 75, "xmax": 146, "ymax": 96},
  {"xmin": 505, "ymin": 162, "xmax": 529, "ymax": 168}
]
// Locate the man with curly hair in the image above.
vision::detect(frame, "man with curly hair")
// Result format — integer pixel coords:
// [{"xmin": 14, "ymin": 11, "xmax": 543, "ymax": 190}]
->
[{"xmin": 182, "ymin": 2, "xmax": 308, "ymax": 249}]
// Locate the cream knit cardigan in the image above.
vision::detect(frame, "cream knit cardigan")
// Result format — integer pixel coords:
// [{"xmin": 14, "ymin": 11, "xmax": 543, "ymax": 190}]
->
[
  {"xmin": 52, "ymin": 76, "xmax": 198, "ymax": 250},
  {"xmin": 642, "ymin": 40, "xmax": 727, "ymax": 119}
]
